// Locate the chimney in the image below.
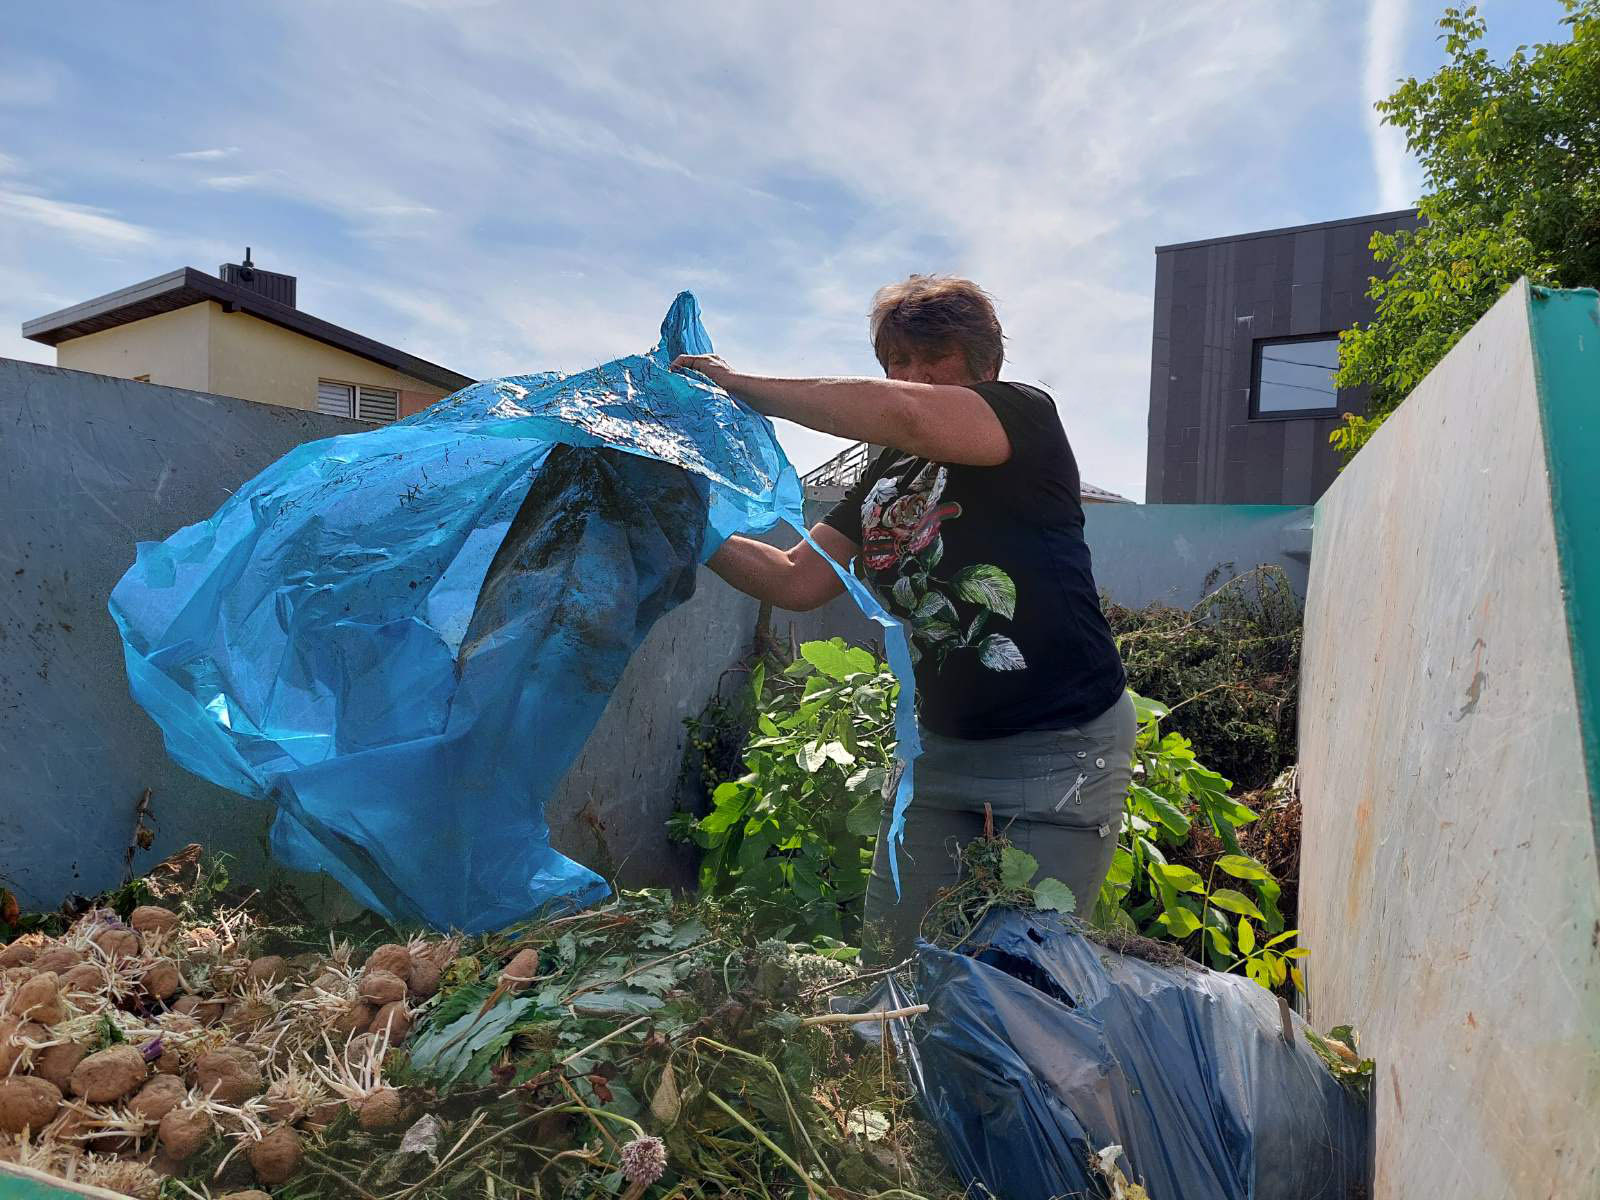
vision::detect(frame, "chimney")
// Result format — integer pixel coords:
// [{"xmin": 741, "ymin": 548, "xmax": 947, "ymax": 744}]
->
[{"xmin": 218, "ymin": 247, "xmax": 297, "ymax": 308}]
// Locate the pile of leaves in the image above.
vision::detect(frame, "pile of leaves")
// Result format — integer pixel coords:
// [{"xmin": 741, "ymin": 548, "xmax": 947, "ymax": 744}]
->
[
  {"xmin": 0, "ymin": 849, "xmax": 962, "ymax": 1200},
  {"xmin": 1104, "ymin": 565, "xmax": 1302, "ymax": 793}
]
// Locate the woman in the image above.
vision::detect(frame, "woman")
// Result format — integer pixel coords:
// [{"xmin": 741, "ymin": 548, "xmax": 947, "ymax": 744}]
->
[{"xmin": 673, "ymin": 275, "xmax": 1132, "ymax": 962}]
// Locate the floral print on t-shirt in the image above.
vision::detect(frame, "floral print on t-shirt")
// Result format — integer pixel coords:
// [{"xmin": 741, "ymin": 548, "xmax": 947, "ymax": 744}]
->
[{"xmin": 858, "ymin": 463, "xmax": 1025, "ymax": 673}]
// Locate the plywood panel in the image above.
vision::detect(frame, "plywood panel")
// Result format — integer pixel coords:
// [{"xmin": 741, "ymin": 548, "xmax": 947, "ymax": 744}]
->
[{"xmin": 1299, "ymin": 281, "xmax": 1600, "ymax": 1196}]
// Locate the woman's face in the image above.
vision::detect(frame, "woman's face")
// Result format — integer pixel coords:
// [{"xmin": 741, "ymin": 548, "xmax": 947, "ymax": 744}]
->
[{"xmin": 881, "ymin": 344, "xmax": 974, "ymax": 386}]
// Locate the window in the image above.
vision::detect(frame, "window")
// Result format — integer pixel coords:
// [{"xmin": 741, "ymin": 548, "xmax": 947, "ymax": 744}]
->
[
  {"xmin": 316, "ymin": 380, "xmax": 400, "ymax": 423},
  {"xmin": 1251, "ymin": 335, "xmax": 1341, "ymax": 417},
  {"xmin": 357, "ymin": 386, "xmax": 399, "ymax": 423}
]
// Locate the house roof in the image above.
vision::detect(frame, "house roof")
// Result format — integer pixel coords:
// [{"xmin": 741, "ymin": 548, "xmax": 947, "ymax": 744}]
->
[
  {"xmin": 22, "ymin": 268, "xmax": 474, "ymax": 393},
  {"xmin": 1153, "ymin": 208, "xmax": 1420, "ymax": 254},
  {"xmin": 1080, "ymin": 480, "xmax": 1133, "ymax": 503}
]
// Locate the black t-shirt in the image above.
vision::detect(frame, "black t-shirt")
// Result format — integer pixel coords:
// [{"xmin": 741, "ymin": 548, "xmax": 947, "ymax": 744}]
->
[{"xmin": 822, "ymin": 381, "xmax": 1126, "ymax": 739}]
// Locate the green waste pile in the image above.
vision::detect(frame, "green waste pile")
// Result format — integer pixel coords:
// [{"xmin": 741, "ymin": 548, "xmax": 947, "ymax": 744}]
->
[{"xmin": 0, "ymin": 850, "xmax": 961, "ymax": 1200}]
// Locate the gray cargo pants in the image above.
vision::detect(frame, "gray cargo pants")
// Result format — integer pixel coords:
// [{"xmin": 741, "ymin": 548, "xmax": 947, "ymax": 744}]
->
[{"xmin": 861, "ymin": 690, "xmax": 1136, "ymax": 965}]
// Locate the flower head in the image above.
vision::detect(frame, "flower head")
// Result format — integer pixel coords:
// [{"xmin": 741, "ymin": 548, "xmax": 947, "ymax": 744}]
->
[{"xmin": 619, "ymin": 1134, "xmax": 666, "ymax": 1186}]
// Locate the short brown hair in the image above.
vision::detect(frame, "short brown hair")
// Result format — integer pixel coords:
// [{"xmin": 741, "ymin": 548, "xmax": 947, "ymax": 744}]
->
[{"xmin": 869, "ymin": 275, "xmax": 1005, "ymax": 380}]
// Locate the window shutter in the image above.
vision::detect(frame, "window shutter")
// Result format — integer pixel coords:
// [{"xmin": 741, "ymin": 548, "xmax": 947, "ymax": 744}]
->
[
  {"xmin": 316, "ymin": 381, "xmax": 354, "ymax": 417},
  {"xmin": 357, "ymin": 386, "xmax": 399, "ymax": 423}
]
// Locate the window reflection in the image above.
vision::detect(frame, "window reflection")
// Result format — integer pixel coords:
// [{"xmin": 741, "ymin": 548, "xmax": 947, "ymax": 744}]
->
[{"xmin": 1254, "ymin": 336, "xmax": 1339, "ymax": 415}]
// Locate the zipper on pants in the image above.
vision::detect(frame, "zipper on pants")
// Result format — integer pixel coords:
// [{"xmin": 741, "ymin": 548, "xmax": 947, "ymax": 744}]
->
[{"xmin": 1053, "ymin": 772, "xmax": 1088, "ymax": 812}]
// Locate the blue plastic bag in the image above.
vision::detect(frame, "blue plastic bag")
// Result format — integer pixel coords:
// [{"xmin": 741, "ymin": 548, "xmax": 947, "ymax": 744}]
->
[
  {"xmin": 873, "ymin": 911, "xmax": 1372, "ymax": 1200},
  {"xmin": 109, "ymin": 294, "xmax": 919, "ymax": 931}
]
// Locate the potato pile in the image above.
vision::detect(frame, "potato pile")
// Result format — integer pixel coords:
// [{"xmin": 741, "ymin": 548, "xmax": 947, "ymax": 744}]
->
[{"xmin": 0, "ymin": 902, "xmax": 453, "ymax": 1197}]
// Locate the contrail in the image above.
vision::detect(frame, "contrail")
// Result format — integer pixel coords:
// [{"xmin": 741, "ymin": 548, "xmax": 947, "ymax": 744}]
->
[{"xmin": 1365, "ymin": 0, "xmax": 1416, "ymax": 209}]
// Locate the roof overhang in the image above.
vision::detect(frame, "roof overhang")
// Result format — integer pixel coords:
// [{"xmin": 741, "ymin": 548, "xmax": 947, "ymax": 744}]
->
[{"xmin": 23, "ymin": 267, "xmax": 474, "ymax": 393}]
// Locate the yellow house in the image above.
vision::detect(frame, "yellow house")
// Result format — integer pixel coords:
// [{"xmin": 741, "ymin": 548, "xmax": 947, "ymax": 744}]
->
[{"xmin": 22, "ymin": 253, "xmax": 472, "ymax": 421}]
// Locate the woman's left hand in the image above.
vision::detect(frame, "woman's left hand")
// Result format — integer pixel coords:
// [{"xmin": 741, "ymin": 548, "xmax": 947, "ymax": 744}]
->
[{"xmin": 670, "ymin": 353, "xmax": 735, "ymax": 389}]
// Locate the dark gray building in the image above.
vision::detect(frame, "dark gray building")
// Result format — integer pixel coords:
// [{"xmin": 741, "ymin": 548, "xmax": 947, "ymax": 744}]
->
[{"xmin": 1146, "ymin": 209, "xmax": 1419, "ymax": 504}]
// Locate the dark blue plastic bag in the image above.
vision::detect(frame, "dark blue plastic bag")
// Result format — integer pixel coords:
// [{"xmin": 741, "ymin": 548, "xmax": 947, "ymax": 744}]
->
[
  {"xmin": 878, "ymin": 911, "xmax": 1371, "ymax": 1200},
  {"xmin": 109, "ymin": 294, "xmax": 919, "ymax": 931}
]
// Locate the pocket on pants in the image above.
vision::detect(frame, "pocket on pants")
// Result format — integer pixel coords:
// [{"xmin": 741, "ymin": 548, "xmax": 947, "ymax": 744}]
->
[{"xmin": 1036, "ymin": 729, "xmax": 1131, "ymax": 839}]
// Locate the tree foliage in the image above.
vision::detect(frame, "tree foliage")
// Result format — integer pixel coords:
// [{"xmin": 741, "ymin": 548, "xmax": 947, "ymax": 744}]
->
[{"xmin": 1333, "ymin": 1, "xmax": 1600, "ymax": 457}]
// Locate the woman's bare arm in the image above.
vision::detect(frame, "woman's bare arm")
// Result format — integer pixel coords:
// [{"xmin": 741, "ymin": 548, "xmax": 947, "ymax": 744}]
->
[
  {"xmin": 708, "ymin": 523, "xmax": 857, "ymax": 612},
  {"xmin": 672, "ymin": 357, "xmax": 1011, "ymax": 467}
]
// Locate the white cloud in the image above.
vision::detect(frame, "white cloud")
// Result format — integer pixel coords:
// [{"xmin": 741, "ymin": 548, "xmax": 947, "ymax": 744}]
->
[
  {"xmin": 278, "ymin": 0, "xmax": 1313, "ymax": 499},
  {"xmin": 202, "ymin": 172, "xmax": 275, "ymax": 191},
  {"xmin": 173, "ymin": 147, "xmax": 240, "ymax": 160},
  {"xmin": 0, "ymin": 61, "xmax": 63, "ymax": 107},
  {"xmin": 12, "ymin": 1, "xmax": 1371, "ymax": 500},
  {"xmin": 1365, "ymin": 0, "xmax": 1420, "ymax": 209},
  {"xmin": 0, "ymin": 189, "xmax": 152, "ymax": 249}
]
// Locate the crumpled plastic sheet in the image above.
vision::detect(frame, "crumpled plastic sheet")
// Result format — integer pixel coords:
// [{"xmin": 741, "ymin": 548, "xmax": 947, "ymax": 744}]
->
[
  {"xmin": 873, "ymin": 911, "xmax": 1372, "ymax": 1200},
  {"xmin": 109, "ymin": 293, "xmax": 919, "ymax": 932}
]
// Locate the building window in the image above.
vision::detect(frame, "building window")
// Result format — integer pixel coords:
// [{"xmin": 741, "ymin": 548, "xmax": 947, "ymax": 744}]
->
[
  {"xmin": 316, "ymin": 380, "xmax": 400, "ymax": 423},
  {"xmin": 1251, "ymin": 335, "xmax": 1341, "ymax": 418}
]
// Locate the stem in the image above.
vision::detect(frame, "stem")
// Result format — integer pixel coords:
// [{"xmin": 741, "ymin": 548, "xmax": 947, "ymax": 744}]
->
[
  {"xmin": 553, "ymin": 1014, "xmax": 651, "ymax": 1070},
  {"xmin": 305, "ymin": 1147, "xmax": 384, "ymax": 1200},
  {"xmin": 686, "ymin": 1037, "xmax": 839, "ymax": 1188},
  {"xmin": 799, "ymin": 1004, "xmax": 927, "ymax": 1026},
  {"xmin": 704, "ymin": 1089, "xmax": 830, "ymax": 1200},
  {"xmin": 800, "ymin": 955, "xmax": 914, "ymax": 1000},
  {"xmin": 561, "ymin": 945, "xmax": 701, "ymax": 1005}
]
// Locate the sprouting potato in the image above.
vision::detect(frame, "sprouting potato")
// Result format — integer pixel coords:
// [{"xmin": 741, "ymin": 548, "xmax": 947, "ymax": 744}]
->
[{"xmin": 70, "ymin": 1044, "xmax": 149, "ymax": 1103}]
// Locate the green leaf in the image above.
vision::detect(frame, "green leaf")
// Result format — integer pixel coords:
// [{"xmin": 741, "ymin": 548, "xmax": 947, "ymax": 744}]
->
[
  {"xmin": 1032, "ymin": 877, "xmax": 1077, "ymax": 914},
  {"xmin": 1129, "ymin": 691, "xmax": 1169, "ymax": 725},
  {"xmin": 1104, "ymin": 847, "xmax": 1135, "ymax": 886},
  {"xmin": 801, "ymin": 640, "xmax": 857, "ymax": 681},
  {"xmin": 410, "ymin": 995, "xmax": 534, "ymax": 1083},
  {"xmin": 1208, "ymin": 888, "xmax": 1265, "ymax": 920},
  {"xmin": 1215, "ymin": 854, "xmax": 1271, "ymax": 881},
  {"xmin": 792, "ymin": 863, "xmax": 823, "ymax": 902},
  {"xmin": 1237, "ymin": 917, "xmax": 1256, "ymax": 954},
  {"xmin": 999, "ymin": 846, "xmax": 1039, "ymax": 890},
  {"xmin": 842, "ymin": 645, "xmax": 878, "ymax": 675},
  {"xmin": 1151, "ymin": 863, "xmax": 1205, "ymax": 893},
  {"xmin": 1265, "ymin": 928, "xmax": 1301, "ymax": 948},
  {"xmin": 845, "ymin": 797, "xmax": 882, "ymax": 837},
  {"xmin": 891, "ymin": 576, "xmax": 917, "ymax": 609},
  {"xmin": 1131, "ymin": 785, "xmax": 1190, "ymax": 836},
  {"xmin": 952, "ymin": 564, "xmax": 1018, "ymax": 618},
  {"xmin": 568, "ymin": 989, "xmax": 666, "ymax": 1017},
  {"xmin": 1157, "ymin": 907, "xmax": 1202, "ymax": 938},
  {"xmin": 697, "ymin": 790, "xmax": 750, "ymax": 836},
  {"xmin": 798, "ymin": 741, "xmax": 827, "ymax": 773},
  {"xmin": 846, "ymin": 766, "xmax": 886, "ymax": 795},
  {"xmin": 912, "ymin": 591, "xmax": 958, "ymax": 624},
  {"xmin": 821, "ymin": 741, "xmax": 855, "ymax": 766}
]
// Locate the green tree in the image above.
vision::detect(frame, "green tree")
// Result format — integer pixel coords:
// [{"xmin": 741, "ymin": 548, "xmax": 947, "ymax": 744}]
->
[{"xmin": 1333, "ymin": 2, "xmax": 1600, "ymax": 458}]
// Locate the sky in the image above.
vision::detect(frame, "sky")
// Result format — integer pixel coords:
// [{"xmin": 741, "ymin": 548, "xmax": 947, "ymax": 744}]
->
[{"xmin": 0, "ymin": 1, "xmax": 1570, "ymax": 500}]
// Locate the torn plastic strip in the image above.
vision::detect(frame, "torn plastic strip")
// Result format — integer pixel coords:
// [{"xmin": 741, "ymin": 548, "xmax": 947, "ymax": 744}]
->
[{"xmin": 795, "ymin": 524, "xmax": 921, "ymax": 896}]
